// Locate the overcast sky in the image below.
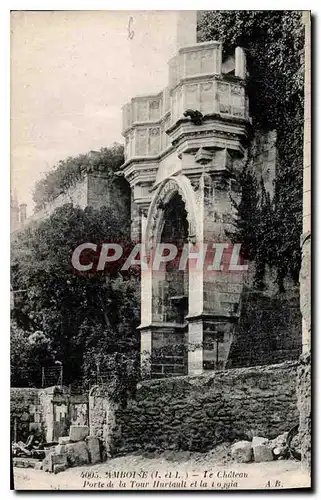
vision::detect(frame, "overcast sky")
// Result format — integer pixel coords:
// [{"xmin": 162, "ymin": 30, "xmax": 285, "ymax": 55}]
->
[{"xmin": 11, "ymin": 10, "xmax": 184, "ymax": 212}]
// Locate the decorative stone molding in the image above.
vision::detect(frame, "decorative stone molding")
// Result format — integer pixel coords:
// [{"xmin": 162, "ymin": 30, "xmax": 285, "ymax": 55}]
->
[{"xmin": 195, "ymin": 147, "xmax": 213, "ymax": 165}]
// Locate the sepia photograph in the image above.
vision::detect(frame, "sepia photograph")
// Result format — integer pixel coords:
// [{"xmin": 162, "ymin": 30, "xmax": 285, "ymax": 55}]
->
[{"xmin": 10, "ymin": 9, "xmax": 311, "ymax": 491}]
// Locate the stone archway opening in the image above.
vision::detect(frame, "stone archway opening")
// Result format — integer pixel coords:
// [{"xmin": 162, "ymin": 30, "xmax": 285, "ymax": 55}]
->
[
  {"xmin": 140, "ymin": 175, "xmax": 198, "ymax": 378},
  {"xmin": 153, "ymin": 192, "xmax": 189, "ymax": 324},
  {"xmin": 149, "ymin": 191, "xmax": 189, "ymax": 377}
]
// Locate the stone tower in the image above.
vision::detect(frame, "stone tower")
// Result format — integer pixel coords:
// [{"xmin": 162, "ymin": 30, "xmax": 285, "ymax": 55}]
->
[{"xmin": 121, "ymin": 12, "xmax": 251, "ymax": 378}]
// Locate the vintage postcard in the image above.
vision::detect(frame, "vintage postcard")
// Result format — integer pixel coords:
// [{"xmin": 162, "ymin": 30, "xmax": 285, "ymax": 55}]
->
[{"xmin": 10, "ymin": 10, "xmax": 311, "ymax": 491}]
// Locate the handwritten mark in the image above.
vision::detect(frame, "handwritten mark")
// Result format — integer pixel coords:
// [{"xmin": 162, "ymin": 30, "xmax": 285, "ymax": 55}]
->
[{"xmin": 128, "ymin": 17, "xmax": 134, "ymax": 40}]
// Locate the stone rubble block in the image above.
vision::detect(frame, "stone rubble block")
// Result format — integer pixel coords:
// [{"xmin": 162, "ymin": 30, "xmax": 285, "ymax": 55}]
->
[
  {"xmin": 65, "ymin": 441, "xmax": 90, "ymax": 467},
  {"xmin": 44, "ymin": 447, "xmax": 55, "ymax": 456},
  {"xmin": 252, "ymin": 436, "xmax": 268, "ymax": 447},
  {"xmin": 13, "ymin": 458, "xmax": 40, "ymax": 469},
  {"xmin": 55, "ymin": 444, "xmax": 66, "ymax": 455},
  {"xmin": 42, "ymin": 454, "xmax": 53, "ymax": 473},
  {"xmin": 53, "ymin": 463, "xmax": 68, "ymax": 474},
  {"xmin": 253, "ymin": 444, "xmax": 274, "ymax": 463},
  {"xmin": 86, "ymin": 436, "xmax": 101, "ymax": 464},
  {"xmin": 268, "ymin": 432, "xmax": 288, "ymax": 451},
  {"xmin": 42, "ymin": 452, "xmax": 68, "ymax": 473},
  {"xmin": 58, "ymin": 436, "xmax": 71, "ymax": 445},
  {"xmin": 51, "ymin": 453, "xmax": 68, "ymax": 465},
  {"xmin": 69, "ymin": 425, "xmax": 89, "ymax": 442},
  {"xmin": 231, "ymin": 440, "xmax": 252, "ymax": 463}
]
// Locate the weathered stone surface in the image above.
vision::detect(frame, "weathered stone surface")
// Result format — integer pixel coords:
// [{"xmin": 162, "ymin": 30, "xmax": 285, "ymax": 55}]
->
[
  {"xmin": 52, "ymin": 453, "xmax": 67, "ymax": 465},
  {"xmin": 44, "ymin": 447, "xmax": 56, "ymax": 456},
  {"xmin": 53, "ymin": 463, "xmax": 68, "ymax": 474},
  {"xmin": 104, "ymin": 362, "xmax": 298, "ymax": 455},
  {"xmin": 13, "ymin": 458, "xmax": 40, "ymax": 469},
  {"xmin": 252, "ymin": 436, "xmax": 268, "ymax": 447},
  {"xmin": 89, "ymin": 388, "xmax": 121, "ymax": 457},
  {"xmin": 253, "ymin": 444, "xmax": 274, "ymax": 463},
  {"xmin": 69, "ymin": 425, "xmax": 89, "ymax": 442},
  {"xmin": 10, "ymin": 388, "xmax": 41, "ymax": 444},
  {"xmin": 58, "ymin": 436, "xmax": 70, "ymax": 445},
  {"xmin": 65, "ymin": 441, "xmax": 90, "ymax": 467},
  {"xmin": 297, "ymin": 352, "xmax": 311, "ymax": 471},
  {"xmin": 42, "ymin": 455, "xmax": 51, "ymax": 473},
  {"xmin": 231, "ymin": 441, "xmax": 252, "ymax": 463},
  {"xmin": 299, "ymin": 237, "xmax": 311, "ymax": 338},
  {"xmin": 42, "ymin": 454, "xmax": 52, "ymax": 473},
  {"xmin": 42, "ymin": 452, "xmax": 68, "ymax": 473},
  {"xmin": 34, "ymin": 461, "xmax": 43, "ymax": 470},
  {"xmin": 55, "ymin": 444, "xmax": 66, "ymax": 455},
  {"xmin": 86, "ymin": 436, "xmax": 101, "ymax": 464},
  {"xmin": 268, "ymin": 432, "xmax": 288, "ymax": 450},
  {"xmin": 228, "ymin": 290, "xmax": 301, "ymax": 368}
]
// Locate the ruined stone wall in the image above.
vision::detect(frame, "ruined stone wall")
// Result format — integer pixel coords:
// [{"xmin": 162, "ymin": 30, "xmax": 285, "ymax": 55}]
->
[
  {"xmin": 111, "ymin": 361, "xmax": 298, "ymax": 455},
  {"xmin": 11, "ymin": 386, "xmax": 89, "ymax": 444},
  {"xmin": 10, "ymin": 388, "xmax": 42, "ymax": 442},
  {"xmin": 87, "ymin": 175, "xmax": 130, "ymax": 217},
  {"xmin": 89, "ymin": 386, "xmax": 121, "ymax": 458},
  {"xmin": 227, "ymin": 289, "xmax": 302, "ymax": 368},
  {"xmin": 28, "ymin": 178, "xmax": 89, "ymax": 225},
  {"xmin": 297, "ymin": 352, "xmax": 311, "ymax": 470},
  {"xmin": 24, "ymin": 174, "xmax": 130, "ymax": 229}
]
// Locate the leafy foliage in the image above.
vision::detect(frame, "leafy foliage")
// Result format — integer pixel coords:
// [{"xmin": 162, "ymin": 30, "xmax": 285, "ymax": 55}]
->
[
  {"xmin": 11, "ymin": 203, "xmax": 140, "ymax": 397},
  {"xmin": 33, "ymin": 143, "xmax": 124, "ymax": 211},
  {"xmin": 199, "ymin": 11, "xmax": 304, "ymax": 288},
  {"xmin": 11, "ymin": 323, "xmax": 55, "ymax": 387}
]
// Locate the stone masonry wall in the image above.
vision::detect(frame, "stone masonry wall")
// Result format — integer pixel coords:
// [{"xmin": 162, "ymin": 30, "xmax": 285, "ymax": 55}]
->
[
  {"xmin": 297, "ymin": 352, "xmax": 311, "ymax": 470},
  {"xmin": 111, "ymin": 361, "xmax": 298, "ymax": 455},
  {"xmin": 89, "ymin": 386, "xmax": 121, "ymax": 459},
  {"xmin": 27, "ymin": 178, "xmax": 88, "ymax": 225},
  {"xmin": 87, "ymin": 174, "xmax": 130, "ymax": 216},
  {"xmin": 24, "ymin": 174, "xmax": 130, "ymax": 230},
  {"xmin": 11, "ymin": 386, "xmax": 89, "ymax": 444},
  {"xmin": 227, "ymin": 289, "xmax": 302, "ymax": 368},
  {"xmin": 10, "ymin": 388, "xmax": 42, "ymax": 442}
]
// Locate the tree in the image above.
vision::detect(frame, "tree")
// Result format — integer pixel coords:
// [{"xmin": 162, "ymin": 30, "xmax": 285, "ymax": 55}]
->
[
  {"xmin": 11, "ymin": 203, "xmax": 140, "ymax": 393},
  {"xmin": 10, "ymin": 323, "xmax": 54, "ymax": 387}
]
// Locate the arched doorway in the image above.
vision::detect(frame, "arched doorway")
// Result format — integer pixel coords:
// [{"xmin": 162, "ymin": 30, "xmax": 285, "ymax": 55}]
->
[
  {"xmin": 152, "ymin": 192, "xmax": 189, "ymax": 324},
  {"xmin": 140, "ymin": 175, "xmax": 198, "ymax": 378}
]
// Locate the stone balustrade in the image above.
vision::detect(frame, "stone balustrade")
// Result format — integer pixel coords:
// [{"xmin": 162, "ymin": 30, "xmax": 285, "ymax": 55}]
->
[{"xmin": 168, "ymin": 41, "xmax": 222, "ymax": 90}]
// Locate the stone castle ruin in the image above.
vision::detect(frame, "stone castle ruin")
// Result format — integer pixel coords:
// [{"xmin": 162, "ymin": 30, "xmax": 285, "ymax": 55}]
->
[
  {"xmin": 120, "ymin": 12, "xmax": 301, "ymax": 379},
  {"xmin": 11, "ymin": 12, "xmax": 310, "ymax": 474}
]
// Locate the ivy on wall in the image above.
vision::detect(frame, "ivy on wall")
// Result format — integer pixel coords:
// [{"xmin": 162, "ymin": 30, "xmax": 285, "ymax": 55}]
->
[
  {"xmin": 198, "ymin": 11, "xmax": 304, "ymax": 289},
  {"xmin": 33, "ymin": 143, "xmax": 124, "ymax": 212}
]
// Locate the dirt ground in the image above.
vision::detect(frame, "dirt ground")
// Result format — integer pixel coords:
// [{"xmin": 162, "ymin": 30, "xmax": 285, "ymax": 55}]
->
[{"xmin": 13, "ymin": 447, "xmax": 311, "ymax": 491}]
